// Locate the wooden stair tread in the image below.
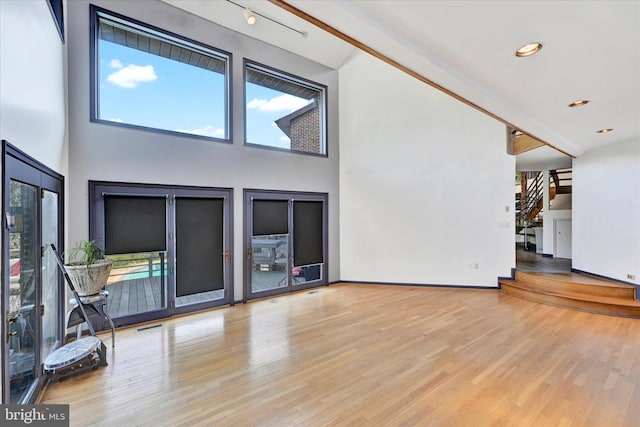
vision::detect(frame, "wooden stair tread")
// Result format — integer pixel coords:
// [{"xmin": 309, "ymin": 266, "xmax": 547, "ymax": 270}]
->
[
  {"xmin": 501, "ymin": 280, "xmax": 640, "ymax": 307},
  {"xmin": 515, "ymin": 272, "xmax": 634, "ymax": 288}
]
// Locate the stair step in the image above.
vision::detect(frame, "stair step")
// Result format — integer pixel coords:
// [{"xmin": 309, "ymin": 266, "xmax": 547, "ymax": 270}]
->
[
  {"xmin": 515, "ymin": 271, "xmax": 637, "ymax": 299},
  {"xmin": 500, "ymin": 273, "xmax": 640, "ymax": 318}
]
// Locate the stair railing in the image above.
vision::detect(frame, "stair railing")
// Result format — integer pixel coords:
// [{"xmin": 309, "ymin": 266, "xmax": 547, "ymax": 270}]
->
[{"xmin": 521, "ymin": 171, "xmax": 543, "ymax": 225}]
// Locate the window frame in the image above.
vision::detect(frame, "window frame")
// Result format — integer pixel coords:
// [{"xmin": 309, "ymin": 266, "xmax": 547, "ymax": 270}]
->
[
  {"xmin": 89, "ymin": 5, "xmax": 232, "ymax": 143},
  {"xmin": 47, "ymin": 0, "xmax": 64, "ymax": 42},
  {"xmin": 244, "ymin": 59, "xmax": 328, "ymax": 157}
]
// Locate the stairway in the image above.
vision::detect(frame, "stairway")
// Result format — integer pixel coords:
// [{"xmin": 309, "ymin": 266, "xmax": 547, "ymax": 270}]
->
[
  {"xmin": 516, "ymin": 168, "xmax": 572, "ymax": 224},
  {"xmin": 500, "ymin": 271, "xmax": 640, "ymax": 318}
]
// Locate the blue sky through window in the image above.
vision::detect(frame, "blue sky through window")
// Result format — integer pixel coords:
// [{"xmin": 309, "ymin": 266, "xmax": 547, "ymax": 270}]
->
[
  {"xmin": 99, "ymin": 40, "xmax": 227, "ymax": 138},
  {"xmin": 98, "ymin": 40, "xmax": 312, "ymax": 148}
]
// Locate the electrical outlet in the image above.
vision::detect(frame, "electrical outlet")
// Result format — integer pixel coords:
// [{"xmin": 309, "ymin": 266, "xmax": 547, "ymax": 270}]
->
[{"xmin": 627, "ymin": 274, "xmax": 636, "ymax": 281}]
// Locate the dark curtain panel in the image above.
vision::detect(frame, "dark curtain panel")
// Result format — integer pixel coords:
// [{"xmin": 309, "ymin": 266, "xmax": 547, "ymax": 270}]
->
[
  {"xmin": 293, "ymin": 200, "xmax": 323, "ymax": 266},
  {"xmin": 252, "ymin": 199, "xmax": 289, "ymax": 236},
  {"xmin": 175, "ymin": 198, "xmax": 224, "ymax": 296},
  {"xmin": 104, "ymin": 196, "xmax": 166, "ymax": 255}
]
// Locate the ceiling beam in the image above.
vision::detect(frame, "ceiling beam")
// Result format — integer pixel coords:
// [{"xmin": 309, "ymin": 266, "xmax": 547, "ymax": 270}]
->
[{"xmin": 513, "ymin": 134, "xmax": 546, "ymax": 155}]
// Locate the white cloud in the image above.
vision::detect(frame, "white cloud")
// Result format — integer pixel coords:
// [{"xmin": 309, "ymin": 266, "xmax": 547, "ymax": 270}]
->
[
  {"xmin": 175, "ymin": 125, "xmax": 225, "ymax": 138},
  {"xmin": 280, "ymin": 135, "xmax": 291, "ymax": 143},
  {"xmin": 108, "ymin": 118, "xmax": 124, "ymax": 123},
  {"xmin": 107, "ymin": 64, "xmax": 157, "ymax": 88},
  {"xmin": 109, "ymin": 59, "xmax": 123, "ymax": 69},
  {"xmin": 247, "ymin": 94, "xmax": 310, "ymax": 113}
]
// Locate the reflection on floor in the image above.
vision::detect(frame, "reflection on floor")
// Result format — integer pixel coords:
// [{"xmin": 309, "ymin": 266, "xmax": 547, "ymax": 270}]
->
[{"xmin": 516, "ymin": 245, "xmax": 571, "ymax": 273}]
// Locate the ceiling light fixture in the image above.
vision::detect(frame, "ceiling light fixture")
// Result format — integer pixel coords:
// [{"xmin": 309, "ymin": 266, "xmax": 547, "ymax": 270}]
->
[
  {"xmin": 226, "ymin": 0, "xmax": 307, "ymax": 36},
  {"xmin": 511, "ymin": 129, "xmax": 523, "ymax": 138},
  {"xmin": 515, "ymin": 42, "xmax": 543, "ymax": 57},
  {"xmin": 596, "ymin": 128, "xmax": 614, "ymax": 133},
  {"xmin": 568, "ymin": 100, "xmax": 590, "ymax": 108},
  {"xmin": 244, "ymin": 8, "xmax": 257, "ymax": 25}
]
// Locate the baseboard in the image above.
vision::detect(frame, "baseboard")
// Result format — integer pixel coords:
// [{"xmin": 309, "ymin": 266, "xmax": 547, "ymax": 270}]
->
[
  {"xmin": 337, "ymin": 280, "xmax": 500, "ymax": 290},
  {"xmin": 542, "ymin": 253, "xmax": 553, "ymax": 258}
]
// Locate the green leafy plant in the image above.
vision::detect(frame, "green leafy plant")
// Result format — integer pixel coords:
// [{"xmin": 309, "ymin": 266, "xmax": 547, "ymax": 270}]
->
[{"xmin": 66, "ymin": 240, "xmax": 106, "ymax": 267}]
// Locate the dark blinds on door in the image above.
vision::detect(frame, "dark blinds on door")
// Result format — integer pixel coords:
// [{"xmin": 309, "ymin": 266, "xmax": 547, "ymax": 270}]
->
[
  {"xmin": 293, "ymin": 200, "xmax": 323, "ymax": 266},
  {"xmin": 252, "ymin": 199, "xmax": 289, "ymax": 236},
  {"xmin": 104, "ymin": 195, "xmax": 166, "ymax": 254},
  {"xmin": 175, "ymin": 198, "xmax": 224, "ymax": 296}
]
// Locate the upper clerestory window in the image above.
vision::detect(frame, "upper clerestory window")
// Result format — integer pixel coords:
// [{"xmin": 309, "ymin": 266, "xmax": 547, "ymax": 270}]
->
[
  {"xmin": 245, "ymin": 61, "xmax": 327, "ymax": 156},
  {"xmin": 91, "ymin": 6, "xmax": 230, "ymax": 141}
]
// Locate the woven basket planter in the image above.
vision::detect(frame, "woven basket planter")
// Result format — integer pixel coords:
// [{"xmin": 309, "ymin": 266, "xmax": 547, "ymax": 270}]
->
[{"xmin": 65, "ymin": 259, "xmax": 113, "ymax": 296}]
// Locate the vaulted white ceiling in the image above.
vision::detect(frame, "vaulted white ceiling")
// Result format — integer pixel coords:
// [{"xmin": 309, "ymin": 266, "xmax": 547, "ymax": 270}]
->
[{"xmin": 162, "ymin": 0, "xmax": 640, "ymax": 170}]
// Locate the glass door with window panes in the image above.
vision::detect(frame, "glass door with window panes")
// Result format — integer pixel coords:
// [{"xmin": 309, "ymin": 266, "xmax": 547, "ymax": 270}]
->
[
  {"xmin": 2, "ymin": 143, "xmax": 64, "ymax": 404},
  {"xmin": 89, "ymin": 183, "xmax": 232, "ymax": 326},
  {"xmin": 245, "ymin": 191, "xmax": 327, "ymax": 302}
]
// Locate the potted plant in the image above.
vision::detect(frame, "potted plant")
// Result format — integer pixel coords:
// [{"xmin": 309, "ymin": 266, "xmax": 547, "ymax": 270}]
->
[{"xmin": 64, "ymin": 240, "xmax": 113, "ymax": 296}]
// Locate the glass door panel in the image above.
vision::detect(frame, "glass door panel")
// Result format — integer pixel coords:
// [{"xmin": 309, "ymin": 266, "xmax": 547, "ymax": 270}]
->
[
  {"xmin": 105, "ymin": 251, "xmax": 168, "ymax": 318},
  {"xmin": 292, "ymin": 263, "xmax": 323, "ymax": 286},
  {"xmin": 41, "ymin": 190, "xmax": 60, "ymax": 360},
  {"xmin": 175, "ymin": 197, "xmax": 225, "ymax": 306},
  {"xmin": 101, "ymin": 194, "xmax": 169, "ymax": 324},
  {"xmin": 292, "ymin": 200, "xmax": 324, "ymax": 287},
  {"xmin": 251, "ymin": 234, "xmax": 289, "ymax": 292},
  {"xmin": 250, "ymin": 199, "xmax": 290, "ymax": 294},
  {"xmin": 7, "ymin": 180, "xmax": 38, "ymax": 403}
]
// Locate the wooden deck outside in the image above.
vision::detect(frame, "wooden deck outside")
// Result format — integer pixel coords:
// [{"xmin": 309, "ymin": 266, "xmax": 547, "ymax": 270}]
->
[
  {"xmin": 106, "ymin": 278, "xmax": 163, "ymax": 318},
  {"xmin": 103, "ymin": 268, "xmax": 308, "ymax": 319},
  {"xmin": 105, "ymin": 277, "xmax": 223, "ymax": 318}
]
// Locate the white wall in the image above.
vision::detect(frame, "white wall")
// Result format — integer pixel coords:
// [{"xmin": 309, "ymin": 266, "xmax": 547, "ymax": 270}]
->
[
  {"xmin": 66, "ymin": 1, "xmax": 340, "ymax": 300},
  {"xmin": 339, "ymin": 52, "xmax": 514, "ymax": 287},
  {"xmin": 0, "ymin": 0, "xmax": 67, "ymax": 171},
  {"xmin": 573, "ymin": 138, "xmax": 640, "ymax": 285}
]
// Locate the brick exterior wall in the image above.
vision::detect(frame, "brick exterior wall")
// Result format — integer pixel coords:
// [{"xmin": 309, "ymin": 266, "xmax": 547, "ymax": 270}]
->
[{"xmin": 290, "ymin": 105, "xmax": 320, "ymax": 153}]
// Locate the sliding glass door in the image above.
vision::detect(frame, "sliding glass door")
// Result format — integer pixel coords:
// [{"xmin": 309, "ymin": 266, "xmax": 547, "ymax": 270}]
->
[
  {"xmin": 2, "ymin": 142, "xmax": 64, "ymax": 404},
  {"xmin": 245, "ymin": 190, "xmax": 327, "ymax": 301},
  {"xmin": 89, "ymin": 182, "xmax": 232, "ymax": 327}
]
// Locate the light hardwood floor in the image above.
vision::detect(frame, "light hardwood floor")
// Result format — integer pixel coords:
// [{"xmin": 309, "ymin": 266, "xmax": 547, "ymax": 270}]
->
[{"xmin": 40, "ymin": 284, "xmax": 640, "ymax": 426}]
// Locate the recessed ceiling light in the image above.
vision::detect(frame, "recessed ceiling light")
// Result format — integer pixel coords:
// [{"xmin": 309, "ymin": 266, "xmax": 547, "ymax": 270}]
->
[
  {"xmin": 596, "ymin": 128, "xmax": 614, "ymax": 133},
  {"xmin": 568, "ymin": 100, "xmax": 590, "ymax": 108},
  {"xmin": 515, "ymin": 42, "xmax": 543, "ymax": 57}
]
